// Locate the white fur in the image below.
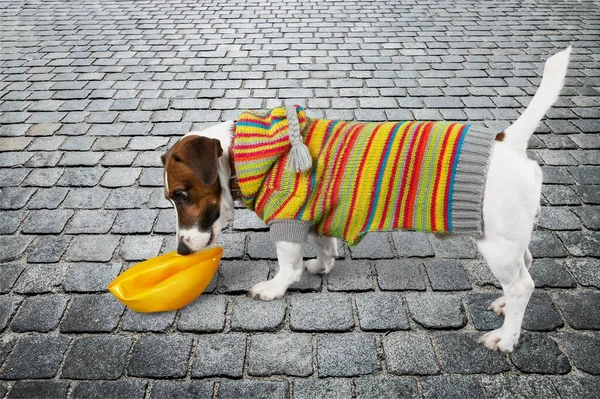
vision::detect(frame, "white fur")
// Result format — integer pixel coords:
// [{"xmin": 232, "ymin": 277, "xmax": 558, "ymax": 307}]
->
[{"xmin": 167, "ymin": 47, "xmax": 571, "ymax": 352}]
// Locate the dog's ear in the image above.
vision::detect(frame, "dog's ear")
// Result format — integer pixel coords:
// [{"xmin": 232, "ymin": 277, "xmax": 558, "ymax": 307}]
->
[
  {"xmin": 177, "ymin": 137, "xmax": 223, "ymax": 186},
  {"xmin": 160, "ymin": 152, "xmax": 167, "ymax": 166}
]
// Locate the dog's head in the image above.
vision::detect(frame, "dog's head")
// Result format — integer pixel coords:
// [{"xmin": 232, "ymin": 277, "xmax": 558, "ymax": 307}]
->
[{"xmin": 162, "ymin": 135, "xmax": 225, "ymax": 255}]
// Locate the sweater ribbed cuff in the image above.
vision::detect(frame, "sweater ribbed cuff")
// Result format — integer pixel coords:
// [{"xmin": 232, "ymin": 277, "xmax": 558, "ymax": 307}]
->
[
  {"xmin": 450, "ymin": 125, "xmax": 498, "ymax": 237},
  {"xmin": 269, "ymin": 220, "xmax": 313, "ymax": 243}
]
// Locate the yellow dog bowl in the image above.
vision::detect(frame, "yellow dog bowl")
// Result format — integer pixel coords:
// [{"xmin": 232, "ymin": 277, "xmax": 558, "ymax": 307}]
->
[{"xmin": 108, "ymin": 246, "xmax": 223, "ymax": 313}]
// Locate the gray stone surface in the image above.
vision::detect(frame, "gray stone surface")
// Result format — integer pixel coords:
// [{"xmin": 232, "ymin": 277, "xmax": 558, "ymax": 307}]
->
[
  {"xmin": 248, "ymin": 333, "xmax": 312, "ymax": 376},
  {"xmin": 62, "ymin": 335, "xmax": 132, "ymax": 379},
  {"xmin": 290, "ymin": 293, "xmax": 354, "ymax": 332},
  {"xmin": 355, "ymin": 292, "xmax": 409, "ymax": 331},
  {"xmin": 128, "ymin": 335, "xmax": 192, "ymax": 378},
  {"xmin": 177, "ymin": 295, "xmax": 227, "ymax": 332},
  {"xmin": 406, "ymin": 293, "xmax": 467, "ymax": 329},
  {"xmin": 0, "ymin": 1, "xmax": 597, "ymax": 394},
  {"xmin": 192, "ymin": 333, "xmax": 246, "ymax": 378},
  {"xmin": 230, "ymin": 296, "xmax": 286, "ymax": 331},
  {"xmin": 10, "ymin": 294, "xmax": 68, "ymax": 332},
  {"xmin": 383, "ymin": 332, "xmax": 439, "ymax": 375},
  {"xmin": 0, "ymin": 334, "xmax": 70, "ymax": 379},
  {"xmin": 317, "ymin": 333, "xmax": 379, "ymax": 377}
]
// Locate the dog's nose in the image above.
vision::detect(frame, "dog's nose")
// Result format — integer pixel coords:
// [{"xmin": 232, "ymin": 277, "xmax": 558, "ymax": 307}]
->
[{"xmin": 177, "ymin": 241, "xmax": 192, "ymax": 256}]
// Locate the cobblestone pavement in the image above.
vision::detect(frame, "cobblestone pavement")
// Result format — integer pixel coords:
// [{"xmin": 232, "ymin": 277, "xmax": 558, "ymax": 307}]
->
[{"xmin": 1, "ymin": 0, "xmax": 599, "ymax": 398}]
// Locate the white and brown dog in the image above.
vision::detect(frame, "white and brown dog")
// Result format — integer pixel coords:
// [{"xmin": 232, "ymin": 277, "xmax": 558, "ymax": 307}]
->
[{"xmin": 161, "ymin": 47, "xmax": 571, "ymax": 352}]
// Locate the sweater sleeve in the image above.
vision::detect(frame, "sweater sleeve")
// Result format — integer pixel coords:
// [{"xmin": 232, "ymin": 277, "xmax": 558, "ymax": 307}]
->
[{"xmin": 269, "ymin": 220, "xmax": 313, "ymax": 243}]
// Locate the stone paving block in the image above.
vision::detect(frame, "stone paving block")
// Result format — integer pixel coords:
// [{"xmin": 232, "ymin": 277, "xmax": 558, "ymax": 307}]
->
[
  {"xmin": 529, "ymin": 258, "xmax": 576, "ymax": 288},
  {"xmin": 23, "ymin": 168, "xmax": 64, "ymax": 187},
  {"xmin": 26, "ymin": 235, "xmax": 71, "ymax": 263},
  {"xmin": 102, "ymin": 151, "xmax": 138, "ymax": 166},
  {"xmin": 93, "ymin": 137, "xmax": 130, "ymax": 151},
  {"xmin": 61, "ymin": 294, "xmax": 124, "ymax": 332},
  {"xmin": 65, "ymin": 209, "xmax": 116, "ymax": 233},
  {"xmin": 0, "ymin": 236, "xmax": 32, "ymax": 262},
  {"xmin": 13, "ymin": 263, "xmax": 67, "ymax": 294},
  {"xmin": 0, "ymin": 152, "xmax": 33, "ymax": 167},
  {"xmin": 248, "ymin": 333, "xmax": 312, "ymax": 376},
  {"xmin": 26, "ymin": 187, "xmax": 69, "ymax": 209},
  {"xmin": 0, "ymin": 263, "xmax": 25, "ymax": 293},
  {"xmin": 0, "ymin": 210, "xmax": 27, "ymax": 234},
  {"xmin": 327, "ymin": 260, "xmax": 374, "ymax": 291},
  {"xmin": 538, "ymin": 206, "xmax": 581, "ymax": 230},
  {"xmin": 0, "ymin": 187, "xmax": 36, "ymax": 210},
  {"xmin": 105, "ymin": 187, "xmax": 153, "ymax": 209},
  {"xmin": 0, "ymin": 137, "xmax": 32, "ymax": 151},
  {"xmin": 554, "ymin": 291, "xmax": 600, "ymax": 329},
  {"xmin": 529, "ymin": 231, "xmax": 567, "ymax": 257},
  {"xmin": 138, "ymin": 167, "xmax": 164, "ymax": 187},
  {"xmin": 355, "ymin": 376, "xmax": 419, "ymax": 399},
  {"xmin": 192, "ymin": 333, "xmax": 246, "ymax": 378},
  {"xmin": 0, "ymin": 169, "xmax": 30, "ymax": 187},
  {"xmin": 565, "ymin": 258, "xmax": 600, "ymax": 288},
  {"xmin": 62, "ymin": 335, "xmax": 133, "ymax": 379},
  {"xmin": 574, "ymin": 185, "xmax": 600, "ymax": 204},
  {"xmin": 383, "ymin": 332, "xmax": 439, "ymax": 375},
  {"xmin": 10, "ymin": 294, "xmax": 68, "ymax": 332},
  {"xmin": 522, "ymin": 292, "xmax": 564, "ymax": 331},
  {"xmin": 292, "ymin": 379, "xmax": 352, "ymax": 399},
  {"xmin": 317, "ymin": 333, "xmax": 379, "ymax": 377},
  {"xmin": 391, "ymin": 231, "xmax": 435, "ymax": 258},
  {"xmin": 0, "ymin": 333, "xmax": 70, "ymax": 379},
  {"xmin": 542, "ymin": 185, "xmax": 580, "ymax": 205},
  {"xmin": 290, "ymin": 293, "xmax": 354, "ymax": 332},
  {"xmin": 376, "ymin": 260, "xmax": 426, "ymax": 291},
  {"xmin": 551, "ymin": 375, "xmax": 600, "ymax": 399},
  {"xmin": 65, "ymin": 235, "xmax": 120, "ymax": 262},
  {"xmin": 62, "ymin": 187, "xmax": 110, "ymax": 209},
  {"xmin": 406, "ymin": 293, "xmax": 467, "ymax": 329},
  {"xmin": 424, "ymin": 259, "xmax": 471, "ymax": 291},
  {"xmin": 217, "ymin": 260, "xmax": 270, "ymax": 293},
  {"xmin": 421, "ymin": 375, "xmax": 485, "ymax": 399},
  {"xmin": 112, "ymin": 209, "xmax": 158, "ymax": 233},
  {"xmin": 57, "ymin": 167, "xmax": 105, "ymax": 187},
  {"xmin": 558, "ymin": 231, "xmax": 600, "ymax": 257},
  {"xmin": 177, "ymin": 295, "xmax": 227, "ymax": 332},
  {"xmin": 0, "ymin": 295, "xmax": 21, "ymax": 331},
  {"xmin": 429, "ymin": 235, "xmax": 478, "ymax": 258},
  {"xmin": 436, "ymin": 333, "xmax": 510, "ymax": 374},
  {"xmin": 63, "ymin": 262, "xmax": 121, "ymax": 292},
  {"xmin": 355, "ymin": 292, "xmax": 409, "ymax": 331},
  {"xmin": 247, "ymin": 231, "xmax": 278, "ymax": 259},
  {"xmin": 122, "ymin": 309, "xmax": 176, "ymax": 332},
  {"xmin": 480, "ymin": 375, "xmax": 558, "ymax": 399},
  {"xmin": 574, "ymin": 206, "xmax": 600, "ymax": 230},
  {"xmin": 120, "ymin": 235, "xmax": 164, "ymax": 260},
  {"xmin": 466, "ymin": 292, "xmax": 504, "ymax": 331},
  {"xmin": 6, "ymin": 381, "xmax": 69, "ymax": 399},
  {"xmin": 233, "ymin": 208, "xmax": 268, "ymax": 230},
  {"xmin": 129, "ymin": 335, "xmax": 192, "ymax": 378},
  {"xmin": 72, "ymin": 381, "xmax": 147, "ymax": 399},
  {"xmin": 219, "ymin": 380, "xmax": 288, "ymax": 399},
  {"xmin": 510, "ymin": 332, "xmax": 571, "ymax": 374},
  {"xmin": 150, "ymin": 381, "xmax": 213, "ymax": 399},
  {"xmin": 349, "ymin": 232, "xmax": 394, "ymax": 259},
  {"xmin": 218, "ymin": 232, "xmax": 247, "ymax": 259},
  {"xmin": 230, "ymin": 296, "xmax": 286, "ymax": 331},
  {"xmin": 561, "ymin": 332, "xmax": 600, "ymax": 375},
  {"xmin": 59, "ymin": 151, "xmax": 104, "ymax": 166},
  {"xmin": 100, "ymin": 167, "xmax": 141, "ymax": 187}
]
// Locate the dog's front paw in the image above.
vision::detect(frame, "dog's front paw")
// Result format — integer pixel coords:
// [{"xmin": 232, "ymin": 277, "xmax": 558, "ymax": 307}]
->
[
  {"xmin": 305, "ymin": 259, "xmax": 326, "ymax": 275},
  {"xmin": 489, "ymin": 296, "xmax": 506, "ymax": 316},
  {"xmin": 248, "ymin": 280, "xmax": 286, "ymax": 301},
  {"xmin": 478, "ymin": 328, "xmax": 519, "ymax": 352}
]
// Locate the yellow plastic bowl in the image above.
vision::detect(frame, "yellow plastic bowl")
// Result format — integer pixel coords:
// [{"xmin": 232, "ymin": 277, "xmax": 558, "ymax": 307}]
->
[{"xmin": 107, "ymin": 246, "xmax": 223, "ymax": 313}]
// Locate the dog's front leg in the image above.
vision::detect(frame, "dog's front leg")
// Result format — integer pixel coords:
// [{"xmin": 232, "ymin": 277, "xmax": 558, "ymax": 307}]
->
[{"xmin": 248, "ymin": 241, "xmax": 304, "ymax": 301}]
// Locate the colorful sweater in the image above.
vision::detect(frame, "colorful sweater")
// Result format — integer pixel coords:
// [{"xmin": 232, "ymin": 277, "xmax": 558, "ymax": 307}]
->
[{"xmin": 233, "ymin": 106, "xmax": 497, "ymax": 245}]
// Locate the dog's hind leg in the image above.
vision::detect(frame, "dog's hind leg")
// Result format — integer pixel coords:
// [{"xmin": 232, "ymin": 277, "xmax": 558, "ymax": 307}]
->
[
  {"xmin": 249, "ymin": 241, "xmax": 304, "ymax": 301},
  {"xmin": 477, "ymin": 235, "xmax": 534, "ymax": 352},
  {"xmin": 305, "ymin": 235, "xmax": 338, "ymax": 275}
]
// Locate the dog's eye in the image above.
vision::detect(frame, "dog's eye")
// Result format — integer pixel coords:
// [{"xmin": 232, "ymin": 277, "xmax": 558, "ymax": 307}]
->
[{"xmin": 173, "ymin": 190, "xmax": 189, "ymax": 201}]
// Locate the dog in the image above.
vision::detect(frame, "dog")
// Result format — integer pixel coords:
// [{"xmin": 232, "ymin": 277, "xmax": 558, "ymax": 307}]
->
[{"xmin": 161, "ymin": 47, "xmax": 571, "ymax": 352}]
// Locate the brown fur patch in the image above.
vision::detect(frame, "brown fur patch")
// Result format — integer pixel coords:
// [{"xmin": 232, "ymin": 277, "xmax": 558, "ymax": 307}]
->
[
  {"xmin": 495, "ymin": 132, "xmax": 506, "ymax": 142},
  {"xmin": 163, "ymin": 136, "xmax": 223, "ymax": 229}
]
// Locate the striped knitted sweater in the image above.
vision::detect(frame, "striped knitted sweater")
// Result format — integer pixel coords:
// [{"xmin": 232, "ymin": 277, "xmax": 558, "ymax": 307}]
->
[{"xmin": 233, "ymin": 106, "xmax": 497, "ymax": 245}]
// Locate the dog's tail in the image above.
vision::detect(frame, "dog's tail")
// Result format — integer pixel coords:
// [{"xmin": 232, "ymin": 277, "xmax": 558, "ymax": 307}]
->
[{"xmin": 504, "ymin": 46, "xmax": 572, "ymax": 153}]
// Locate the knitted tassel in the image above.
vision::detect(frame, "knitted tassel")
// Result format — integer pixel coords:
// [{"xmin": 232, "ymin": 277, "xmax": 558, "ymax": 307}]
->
[{"xmin": 285, "ymin": 104, "xmax": 312, "ymax": 172}]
